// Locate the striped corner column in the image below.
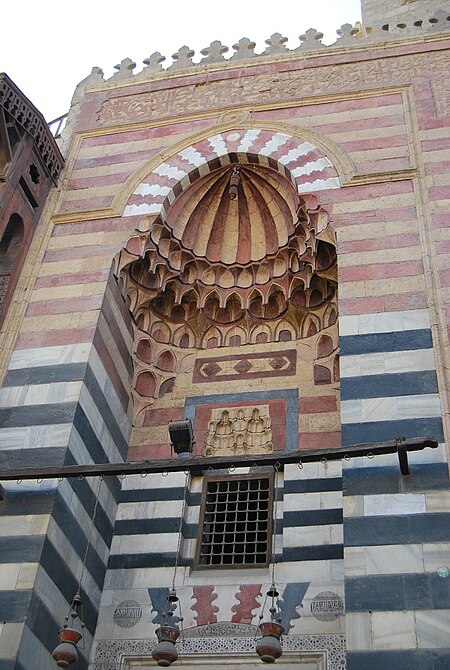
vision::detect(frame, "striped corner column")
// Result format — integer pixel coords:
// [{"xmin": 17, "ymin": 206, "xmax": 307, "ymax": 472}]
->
[
  {"xmin": 340, "ymin": 308, "xmax": 450, "ymax": 669},
  {"xmin": 0, "ymin": 274, "xmax": 133, "ymax": 670}
]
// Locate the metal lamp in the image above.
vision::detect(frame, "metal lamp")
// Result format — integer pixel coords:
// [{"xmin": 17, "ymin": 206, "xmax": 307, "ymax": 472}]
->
[
  {"xmin": 152, "ymin": 590, "xmax": 181, "ymax": 667},
  {"xmin": 168, "ymin": 419, "xmax": 194, "ymax": 457},
  {"xmin": 52, "ymin": 593, "xmax": 84, "ymax": 668},
  {"xmin": 256, "ymin": 585, "xmax": 285, "ymax": 663}
]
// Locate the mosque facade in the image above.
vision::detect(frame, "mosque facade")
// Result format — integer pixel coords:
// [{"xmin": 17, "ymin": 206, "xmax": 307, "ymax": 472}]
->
[{"xmin": 0, "ymin": 1, "xmax": 450, "ymax": 668}]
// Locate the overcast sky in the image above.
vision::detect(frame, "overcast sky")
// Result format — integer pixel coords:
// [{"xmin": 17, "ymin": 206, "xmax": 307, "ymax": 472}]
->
[{"xmin": 2, "ymin": 0, "xmax": 362, "ymax": 122}]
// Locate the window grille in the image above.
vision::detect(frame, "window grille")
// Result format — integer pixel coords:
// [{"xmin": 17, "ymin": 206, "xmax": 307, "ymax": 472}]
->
[{"xmin": 197, "ymin": 474, "xmax": 273, "ymax": 567}]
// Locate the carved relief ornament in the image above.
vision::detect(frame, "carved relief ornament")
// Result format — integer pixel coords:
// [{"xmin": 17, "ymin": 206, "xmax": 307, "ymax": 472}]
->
[{"xmin": 98, "ymin": 51, "xmax": 449, "ymax": 126}]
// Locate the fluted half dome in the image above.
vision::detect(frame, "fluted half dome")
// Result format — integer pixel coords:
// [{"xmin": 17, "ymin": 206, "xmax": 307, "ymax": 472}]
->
[{"xmin": 163, "ymin": 164, "xmax": 298, "ymax": 266}]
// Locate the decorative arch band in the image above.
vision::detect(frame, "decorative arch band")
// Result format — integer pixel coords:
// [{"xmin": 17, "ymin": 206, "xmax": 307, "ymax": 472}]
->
[{"xmin": 123, "ymin": 129, "xmax": 341, "ymax": 218}]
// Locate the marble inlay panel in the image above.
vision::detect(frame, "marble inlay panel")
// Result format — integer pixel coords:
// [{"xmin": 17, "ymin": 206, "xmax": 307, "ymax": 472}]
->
[
  {"xmin": 364, "ymin": 544, "xmax": 424, "ymax": 576},
  {"xmin": 371, "ymin": 611, "xmax": 416, "ymax": 650},
  {"xmin": 340, "ymin": 309, "xmax": 430, "ymax": 337},
  {"xmin": 364, "ymin": 494, "xmax": 426, "ymax": 516},
  {"xmin": 416, "ymin": 610, "xmax": 450, "ymax": 648}
]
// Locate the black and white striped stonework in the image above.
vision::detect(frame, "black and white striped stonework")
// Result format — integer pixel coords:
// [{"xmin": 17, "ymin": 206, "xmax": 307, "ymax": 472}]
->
[
  {"xmin": 340, "ymin": 309, "xmax": 443, "ymax": 446},
  {"xmin": 0, "ymin": 276, "xmax": 133, "ymax": 670},
  {"xmin": 94, "ymin": 461, "xmax": 345, "ymax": 662},
  {"xmin": 108, "ymin": 464, "xmax": 343, "ymax": 570},
  {"xmin": 340, "ymin": 308, "xmax": 450, "ymax": 668}
]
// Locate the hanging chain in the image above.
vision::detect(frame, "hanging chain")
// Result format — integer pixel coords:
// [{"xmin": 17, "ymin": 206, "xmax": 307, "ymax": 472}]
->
[
  {"xmin": 271, "ymin": 463, "xmax": 280, "ymax": 586},
  {"xmin": 172, "ymin": 470, "xmax": 189, "ymax": 591},
  {"xmin": 78, "ymin": 475, "xmax": 103, "ymax": 592}
]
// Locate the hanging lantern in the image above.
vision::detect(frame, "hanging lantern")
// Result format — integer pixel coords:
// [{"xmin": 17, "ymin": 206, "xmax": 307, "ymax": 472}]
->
[
  {"xmin": 229, "ymin": 167, "xmax": 240, "ymax": 199},
  {"xmin": 256, "ymin": 585, "xmax": 285, "ymax": 663},
  {"xmin": 52, "ymin": 628, "xmax": 82, "ymax": 668},
  {"xmin": 152, "ymin": 589, "xmax": 181, "ymax": 667},
  {"xmin": 52, "ymin": 593, "xmax": 84, "ymax": 668},
  {"xmin": 152, "ymin": 624, "xmax": 180, "ymax": 667},
  {"xmin": 256, "ymin": 621, "xmax": 284, "ymax": 663},
  {"xmin": 52, "ymin": 479, "xmax": 100, "ymax": 668}
]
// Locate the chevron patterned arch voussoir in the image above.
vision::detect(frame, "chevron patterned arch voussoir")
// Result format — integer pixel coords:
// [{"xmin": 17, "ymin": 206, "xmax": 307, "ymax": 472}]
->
[{"xmin": 123, "ymin": 128, "xmax": 341, "ymax": 218}]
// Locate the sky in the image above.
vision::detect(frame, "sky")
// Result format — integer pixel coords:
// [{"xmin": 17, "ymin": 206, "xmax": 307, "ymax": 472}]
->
[{"xmin": 2, "ymin": 0, "xmax": 362, "ymax": 122}]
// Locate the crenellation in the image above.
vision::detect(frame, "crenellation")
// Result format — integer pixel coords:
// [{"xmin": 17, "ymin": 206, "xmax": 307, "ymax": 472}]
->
[
  {"xmin": 167, "ymin": 45, "xmax": 196, "ymax": 71},
  {"xmin": 69, "ymin": 11, "xmax": 450, "ymax": 97},
  {"xmin": 297, "ymin": 28, "xmax": 327, "ymax": 51},
  {"xmin": 108, "ymin": 58, "xmax": 137, "ymax": 82},
  {"xmin": 199, "ymin": 40, "xmax": 229, "ymax": 64},
  {"xmin": 230, "ymin": 37, "xmax": 257, "ymax": 61}
]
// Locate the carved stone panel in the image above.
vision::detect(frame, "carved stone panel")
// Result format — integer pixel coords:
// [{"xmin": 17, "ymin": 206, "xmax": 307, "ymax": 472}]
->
[{"xmin": 204, "ymin": 406, "xmax": 273, "ymax": 456}]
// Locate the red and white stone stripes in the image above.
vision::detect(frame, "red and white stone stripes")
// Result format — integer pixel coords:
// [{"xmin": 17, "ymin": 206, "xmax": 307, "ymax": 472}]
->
[{"xmin": 123, "ymin": 129, "xmax": 340, "ymax": 217}]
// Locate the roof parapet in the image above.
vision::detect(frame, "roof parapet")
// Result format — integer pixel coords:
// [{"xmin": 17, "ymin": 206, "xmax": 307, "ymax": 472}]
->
[{"xmin": 79, "ymin": 10, "xmax": 449, "ymax": 91}]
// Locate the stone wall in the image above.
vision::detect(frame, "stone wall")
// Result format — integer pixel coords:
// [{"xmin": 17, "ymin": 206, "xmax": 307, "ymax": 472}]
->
[
  {"xmin": 361, "ymin": 0, "xmax": 448, "ymax": 26},
  {"xmin": 0, "ymin": 12, "xmax": 449, "ymax": 670}
]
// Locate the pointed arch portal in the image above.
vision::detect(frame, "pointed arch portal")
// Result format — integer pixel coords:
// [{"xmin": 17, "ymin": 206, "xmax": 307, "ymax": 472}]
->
[{"xmin": 115, "ymin": 128, "xmax": 340, "ymax": 442}]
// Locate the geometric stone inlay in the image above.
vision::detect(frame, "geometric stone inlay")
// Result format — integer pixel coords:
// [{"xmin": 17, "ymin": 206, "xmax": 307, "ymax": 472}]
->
[
  {"xmin": 194, "ymin": 350, "xmax": 296, "ymax": 383},
  {"xmin": 202, "ymin": 362, "xmax": 222, "ymax": 377},
  {"xmin": 93, "ymin": 632, "xmax": 346, "ymax": 670},
  {"xmin": 234, "ymin": 359, "xmax": 253, "ymax": 374}
]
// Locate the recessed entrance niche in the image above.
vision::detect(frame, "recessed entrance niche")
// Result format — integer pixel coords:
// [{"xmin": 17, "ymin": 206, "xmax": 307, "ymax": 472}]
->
[{"xmin": 117, "ymin": 160, "xmax": 338, "ymax": 419}]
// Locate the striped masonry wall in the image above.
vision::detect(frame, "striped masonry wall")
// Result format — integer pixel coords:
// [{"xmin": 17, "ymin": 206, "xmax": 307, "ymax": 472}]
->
[
  {"xmin": 0, "ymin": 273, "xmax": 133, "ymax": 670},
  {"xmin": 339, "ymin": 310, "xmax": 450, "ymax": 668},
  {"xmin": 1, "ymin": 23, "xmax": 449, "ymax": 670},
  {"xmin": 340, "ymin": 309, "xmax": 443, "ymax": 447},
  {"xmin": 94, "ymin": 461, "xmax": 345, "ymax": 653},
  {"xmin": 50, "ymin": 70, "xmax": 416, "ymax": 221}
]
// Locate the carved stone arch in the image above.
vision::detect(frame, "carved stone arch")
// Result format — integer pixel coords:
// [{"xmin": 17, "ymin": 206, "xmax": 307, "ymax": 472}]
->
[
  {"xmin": 224, "ymin": 326, "xmax": 247, "ymax": 347},
  {"xmin": 155, "ymin": 349, "xmax": 176, "ymax": 372},
  {"xmin": 250, "ymin": 323, "xmax": 272, "ymax": 345},
  {"xmin": 324, "ymin": 303, "xmax": 338, "ymax": 327},
  {"xmin": 301, "ymin": 313, "xmax": 321, "ymax": 339},
  {"xmin": 265, "ymin": 282, "xmax": 288, "ymax": 317},
  {"xmin": 308, "ymin": 274, "xmax": 331, "ymax": 308},
  {"xmin": 158, "ymin": 376, "xmax": 176, "ymax": 398},
  {"xmin": 135, "ymin": 337, "xmax": 153, "ymax": 364},
  {"xmin": 200, "ymin": 288, "xmax": 221, "ymax": 310},
  {"xmin": 135, "ymin": 371, "xmax": 157, "ymax": 398},
  {"xmin": 202, "ymin": 326, "xmax": 222, "ymax": 350},
  {"xmin": 150, "ymin": 321, "xmax": 171, "ymax": 344},
  {"xmin": 173, "ymin": 325, "xmax": 195, "ymax": 349},
  {"xmin": 219, "ymin": 292, "xmax": 244, "ymax": 324},
  {"xmin": 112, "ymin": 120, "xmax": 355, "ymax": 218},
  {"xmin": 121, "ymin": 130, "xmax": 344, "ymax": 222},
  {"xmin": 110, "ymin": 124, "xmax": 341, "ymax": 429},
  {"xmin": 317, "ymin": 333, "xmax": 335, "ymax": 359},
  {"xmin": 314, "ymin": 364, "xmax": 332, "ymax": 385},
  {"xmin": 275, "ymin": 320, "xmax": 297, "ymax": 342}
]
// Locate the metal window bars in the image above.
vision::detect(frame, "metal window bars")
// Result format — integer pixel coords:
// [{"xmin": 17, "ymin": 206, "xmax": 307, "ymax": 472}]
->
[{"xmin": 198, "ymin": 474, "xmax": 273, "ymax": 567}]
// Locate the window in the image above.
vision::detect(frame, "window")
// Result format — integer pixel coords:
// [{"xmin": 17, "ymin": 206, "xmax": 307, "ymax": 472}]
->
[
  {"xmin": 196, "ymin": 474, "xmax": 273, "ymax": 568},
  {"xmin": 0, "ymin": 213, "xmax": 23, "ymax": 258}
]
